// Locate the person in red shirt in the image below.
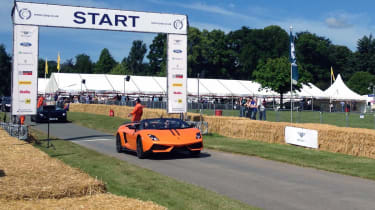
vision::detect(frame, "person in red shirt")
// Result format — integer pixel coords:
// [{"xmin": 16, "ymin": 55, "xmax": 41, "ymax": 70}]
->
[
  {"xmin": 37, "ymin": 96, "xmax": 44, "ymax": 110},
  {"xmin": 128, "ymin": 98, "xmax": 143, "ymax": 122}
]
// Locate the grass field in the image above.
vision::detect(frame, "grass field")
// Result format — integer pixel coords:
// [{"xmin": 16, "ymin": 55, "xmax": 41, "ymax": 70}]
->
[
  {"xmin": 30, "ymin": 128, "xmax": 256, "ymax": 210},
  {"xmin": 190, "ymin": 109, "xmax": 375, "ymax": 129},
  {"xmin": 68, "ymin": 111, "xmax": 375, "ymax": 181}
]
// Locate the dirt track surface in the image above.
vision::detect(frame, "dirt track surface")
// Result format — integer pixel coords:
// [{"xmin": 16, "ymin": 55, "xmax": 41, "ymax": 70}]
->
[{"xmin": 30, "ymin": 121, "xmax": 375, "ymax": 210}]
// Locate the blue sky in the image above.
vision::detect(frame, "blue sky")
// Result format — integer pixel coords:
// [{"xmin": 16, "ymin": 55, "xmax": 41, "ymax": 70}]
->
[{"xmin": 1, "ymin": 0, "xmax": 375, "ymax": 63}]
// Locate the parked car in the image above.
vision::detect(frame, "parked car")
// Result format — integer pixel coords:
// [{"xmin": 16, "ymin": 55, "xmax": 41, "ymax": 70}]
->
[
  {"xmin": 31, "ymin": 105, "xmax": 67, "ymax": 123},
  {"xmin": 1, "ymin": 97, "xmax": 11, "ymax": 112},
  {"xmin": 116, "ymin": 118, "xmax": 203, "ymax": 159}
]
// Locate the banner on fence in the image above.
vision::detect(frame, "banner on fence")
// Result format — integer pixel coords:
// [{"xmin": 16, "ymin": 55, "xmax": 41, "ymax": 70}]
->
[{"xmin": 285, "ymin": 126, "xmax": 318, "ymax": 149}]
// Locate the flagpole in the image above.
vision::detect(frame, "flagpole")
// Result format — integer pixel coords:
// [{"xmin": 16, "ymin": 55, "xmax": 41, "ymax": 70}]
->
[{"xmin": 290, "ymin": 26, "xmax": 293, "ymax": 123}]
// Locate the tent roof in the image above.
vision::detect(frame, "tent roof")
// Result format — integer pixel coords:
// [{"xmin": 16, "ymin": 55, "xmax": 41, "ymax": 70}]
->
[
  {"xmin": 323, "ymin": 74, "xmax": 365, "ymax": 101},
  {"xmin": 38, "ymin": 78, "xmax": 49, "ymax": 94}
]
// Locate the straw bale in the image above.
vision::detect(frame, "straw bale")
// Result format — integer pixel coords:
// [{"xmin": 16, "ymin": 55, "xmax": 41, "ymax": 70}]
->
[
  {"xmin": 0, "ymin": 193, "xmax": 166, "ymax": 210},
  {"xmin": 69, "ymin": 104, "xmax": 375, "ymax": 159},
  {"xmin": 0, "ymin": 129, "xmax": 106, "ymax": 200}
]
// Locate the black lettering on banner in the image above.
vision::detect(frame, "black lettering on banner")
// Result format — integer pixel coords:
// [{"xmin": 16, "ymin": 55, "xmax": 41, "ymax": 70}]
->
[
  {"xmin": 99, "ymin": 14, "xmax": 113, "ymax": 25},
  {"xmin": 87, "ymin": 12, "xmax": 100, "ymax": 24},
  {"xmin": 128, "ymin": 16, "xmax": 139, "ymax": 27},
  {"xmin": 115, "ymin": 15, "xmax": 127, "ymax": 26},
  {"xmin": 73, "ymin": 11, "xmax": 86, "ymax": 24}
]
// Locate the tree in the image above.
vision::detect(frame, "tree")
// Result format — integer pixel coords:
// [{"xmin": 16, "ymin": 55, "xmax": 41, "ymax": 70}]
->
[
  {"xmin": 354, "ymin": 35, "xmax": 375, "ymax": 75},
  {"xmin": 37, "ymin": 59, "xmax": 56, "ymax": 78},
  {"xmin": 75, "ymin": 54, "xmax": 93, "ymax": 73},
  {"xmin": 61, "ymin": 59, "xmax": 74, "ymax": 73},
  {"xmin": 0, "ymin": 44, "xmax": 11, "ymax": 96},
  {"xmin": 147, "ymin": 34, "xmax": 167, "ymax": 76},
  {"xmin": 127, "ymin": 40, "xmax": 147, "ymax": 75},
  {"xmin": 94, "ymin": 48, "xmax": 117, "ymax": 74},
  {"xmin": 253, "ymin": 57, "xmax": 310, "ymax": 107},
  {"xmin": 347, "ymin": 71, "xmax": 375, "ymax": 95}
]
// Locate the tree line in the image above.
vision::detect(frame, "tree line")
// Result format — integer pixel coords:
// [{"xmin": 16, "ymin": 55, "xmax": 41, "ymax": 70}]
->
[{"xmin": 1, "ymin": 25, "xmax": 375, "ymax": 96}]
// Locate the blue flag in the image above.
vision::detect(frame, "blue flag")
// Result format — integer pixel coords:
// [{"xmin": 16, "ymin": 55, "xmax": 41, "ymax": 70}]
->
[{"xmin": 290, "ymin": 30, "xmax": 298, "ymax": 84}]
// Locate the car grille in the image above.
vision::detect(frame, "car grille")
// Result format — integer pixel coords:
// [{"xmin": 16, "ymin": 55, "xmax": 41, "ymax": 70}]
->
[
  {"xmin": 188, "ymin": 142, "xmax": 203, "ymax": 149},
  {"xmin": 151, "ymin": 144, "xmax": 170, "ymax": 150}
]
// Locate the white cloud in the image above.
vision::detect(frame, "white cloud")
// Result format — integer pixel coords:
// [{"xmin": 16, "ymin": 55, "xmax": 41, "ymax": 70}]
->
[{"xmin": 325, "ymin": 17, "xmax": 352, "ymax": 29}]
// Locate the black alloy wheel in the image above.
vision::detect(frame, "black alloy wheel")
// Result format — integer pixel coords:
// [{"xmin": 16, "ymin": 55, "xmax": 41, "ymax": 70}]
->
[
  {"xmin": 136, "ymin": 136, "xmax": 145, "ymax": 159},
  {"xmin": 116, "ymin": 134, "xmax": 122, "ymax": 153}
]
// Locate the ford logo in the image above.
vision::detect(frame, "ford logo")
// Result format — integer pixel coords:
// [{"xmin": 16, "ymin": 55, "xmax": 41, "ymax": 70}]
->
[
  {"xmin": 20, "ymin": 42, "xmax": 32, "ymax": 47},
  {"xmin": 173, "ymin": 49, "xmax": 182, "ymax": 53}
]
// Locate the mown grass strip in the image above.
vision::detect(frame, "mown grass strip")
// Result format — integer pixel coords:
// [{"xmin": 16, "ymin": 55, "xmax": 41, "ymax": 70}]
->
[
  {"xmin": 68, "ymin": 111, "xmax": 375, "ymax": 180},
  {"xmin": 31, "ymin": 129, "xmax": 256, "ymax": 210}
]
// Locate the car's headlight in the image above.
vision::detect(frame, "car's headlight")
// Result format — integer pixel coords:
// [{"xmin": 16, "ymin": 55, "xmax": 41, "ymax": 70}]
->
[
  {"xmin": 39, "ymin": 113, "xmax": 44, "ymax": 117},
  {"xmin": 62, "ymin": 113, "xmax": 66, "ymax": 116},
  {"xmin": 196, "ymin": 132, "xmax": 201, "ymax": 139},
  {"xmin": 6, "ymin": 104, "xmax": 10, "ymax": 107},
  {"xmin": 148, "ymin": 134, "xmax": 159, "ymax": 141}
]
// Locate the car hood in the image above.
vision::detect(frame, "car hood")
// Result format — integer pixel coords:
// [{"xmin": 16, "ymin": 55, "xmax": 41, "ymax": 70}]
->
[{"xmin": 141, "ymin": 128, "xmax": 200, "ymax": 144}]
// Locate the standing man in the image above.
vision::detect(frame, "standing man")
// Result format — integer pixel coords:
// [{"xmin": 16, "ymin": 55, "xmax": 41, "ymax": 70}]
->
[{"xmin": 128, "ymin": 98, "xmax": 143, "ymax": 122}]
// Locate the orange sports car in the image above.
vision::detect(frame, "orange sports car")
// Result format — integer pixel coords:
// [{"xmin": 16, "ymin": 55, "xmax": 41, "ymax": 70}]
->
[{"xmin": 115, "ymin": 118, "xmax": 203, "ymax": 158}]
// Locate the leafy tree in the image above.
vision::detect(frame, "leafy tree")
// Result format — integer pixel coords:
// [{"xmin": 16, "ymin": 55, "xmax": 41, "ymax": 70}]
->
[
  {"xmin": 147, "ymin": 34, "xmax": 167, "ymax": 76},
  {"xmin": 354, "ymin": 34, "xmax": 375, "ymax": 75},
  {"xmin": 94, "ymin": 48, "xmax": 117, "ymax": 74},
  {"xmin": 347, "ymin": 71, "xmax": 375, "ymax": 95},
  {"xmin": 295, "ymin": 32, "xmax": 332, "ymax": 89},
  {"xmin": 37, "ymin": 59, "xmax": 56, "ymax": 78},
  {"xmin": 253, "ymin": 56, "xmax": 310, "ymax": 107},
  {"xmin": 127, "ymin": 40, "xmax": 147, "ymax": 75},
  {"xmin": 0, "ymin": 44, "xmax": 11, "ymax": 96},
  {"xmin": 61, "ymin": 58, "xmax": 74, "ymax": 73},
  {"xmin": 330, "ymin": 45, "xmax": 354, "ymax": 80},
  {"xmin": 110, "ymin": 62, "xmax": 129, "ymax": 75},
  {"xmin": 75, "ymin": 54, "xmax": 93, "ymax": 73},
  {"xmin": 187, "ymin": 27, "xmax": 205, "ymax": 78}
]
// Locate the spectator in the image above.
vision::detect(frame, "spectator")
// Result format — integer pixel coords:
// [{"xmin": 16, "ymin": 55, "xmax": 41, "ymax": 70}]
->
[
  {"xmin": 259, "ymin": 98, "xmax": 266, "ymax": 120},
  {"xmin": 250, "ymin": 97, "xmax": 258, "ymax": 120},
  {"xmin": 239, "ymin": 97, "xmax": 247, "ymax": 117},
  {"xmin": 245, "ymin": 97, "xmax": 252, "ymax": 118},
  {"xmin": 128, "ymin": 98, "xmax": 143, "ymax": 122},
  {"xmin": 340, "ymin": 101, "xmax": 345, "ymax": 112}
]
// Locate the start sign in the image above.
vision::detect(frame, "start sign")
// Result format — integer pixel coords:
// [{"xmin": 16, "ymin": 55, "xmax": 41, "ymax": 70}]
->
[{"xmin": 13, "ymin": 1, "xmax": 187, "ymax": 35}]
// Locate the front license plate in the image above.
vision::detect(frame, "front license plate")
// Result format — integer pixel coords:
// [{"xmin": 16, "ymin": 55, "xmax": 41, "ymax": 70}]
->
[{"xmin": 49, "ymin": 118, "xmax": 58, "ymax": 120}]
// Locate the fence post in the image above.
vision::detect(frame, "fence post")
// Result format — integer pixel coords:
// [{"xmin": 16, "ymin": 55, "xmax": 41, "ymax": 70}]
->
[
  {"xmin": 346, "ymin": 112, "xmax": 349, "ymax": 127},
  {"xmin": 319, "ymin": 111, "xmax": 322, "ymax": 124}
]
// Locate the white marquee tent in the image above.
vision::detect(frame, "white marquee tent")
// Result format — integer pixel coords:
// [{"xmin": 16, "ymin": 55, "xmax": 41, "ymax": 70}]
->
[
  {"xmin": 323, "ymin": 74, "xmax": 366, "ymax": 101},
  {"xmin": 44, "ymin": 73, "xmax": 283, "ymax": 97}
]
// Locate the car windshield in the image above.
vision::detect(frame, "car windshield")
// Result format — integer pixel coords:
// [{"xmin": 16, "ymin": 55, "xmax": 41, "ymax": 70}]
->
[
  {"xmin": 141, "ymin": 118, "xmax": 191, "ymax": 130},
  {"xmin": 42, "ymin": 105, "xmax": 59, "ymax": 111}
]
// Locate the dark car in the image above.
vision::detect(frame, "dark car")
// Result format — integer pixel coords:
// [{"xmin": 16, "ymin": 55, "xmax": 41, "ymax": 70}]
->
[
  {"xmin": 1, "ymin": 97, "xmax": 11, "ymax": 112},
  {"xmin": 31, "ymin": 105, "xmax": 67, "ymax": 123}
]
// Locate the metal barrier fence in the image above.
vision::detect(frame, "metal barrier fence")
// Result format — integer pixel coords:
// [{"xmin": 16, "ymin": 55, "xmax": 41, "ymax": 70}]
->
[{"xmin": 0, "ymin": 122, "xmax": 28, "ymax": 140}]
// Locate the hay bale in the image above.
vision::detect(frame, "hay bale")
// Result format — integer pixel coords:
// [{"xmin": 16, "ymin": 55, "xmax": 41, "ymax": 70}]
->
[
  {"xmin": 0, "ymin": 193, "xmax": 166, "ymax": 210},
  {"xmin": 0, "ymin": 129, "xmax": 106, "ymax": 200},
  {"xmin": 69, "ymin": 104, "xmax": 375, "ymax": 159}
]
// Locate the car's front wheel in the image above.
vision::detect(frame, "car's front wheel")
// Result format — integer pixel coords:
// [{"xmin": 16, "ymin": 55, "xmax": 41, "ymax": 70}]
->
[
  {"xmin": 136, "ymin": 136, "xmax": 145, "ymax": 159},
  {"xmin": 116, "ymin": 134, "xmax": 123, "ymax": 153}
]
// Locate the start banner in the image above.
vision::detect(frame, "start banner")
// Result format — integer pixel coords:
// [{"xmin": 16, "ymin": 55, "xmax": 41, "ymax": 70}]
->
[
  {"xmin": 13, "ymin": 1, "xmax": 187, "ymax": 35},
  {"xmin": 12, "ymin": 24, "xmax": 38, "ymax": 115}
]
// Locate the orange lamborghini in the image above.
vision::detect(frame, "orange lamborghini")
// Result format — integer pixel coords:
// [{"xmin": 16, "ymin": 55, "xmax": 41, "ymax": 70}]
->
[{"xmin": 115, "ymin": 118, "xmax": 203, "ymax": 158}]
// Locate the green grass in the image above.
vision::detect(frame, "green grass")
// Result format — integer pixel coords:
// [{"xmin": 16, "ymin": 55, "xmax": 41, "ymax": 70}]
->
[
  {"xmin": 31, "ymin": 129, "xmax": 256, "ymax": 210},
  {"xmin": 68, "ymin": 111, "xmax": 375, "ymax": 181},
  {"xmin": 190, "ymin": 109, "xmax": 375, "ymax": 129}
]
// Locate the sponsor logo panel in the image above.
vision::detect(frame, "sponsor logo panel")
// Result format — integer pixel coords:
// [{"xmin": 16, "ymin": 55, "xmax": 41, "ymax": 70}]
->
[
  {"xmin": 172, "ymin": 83, "xmax": 183, "ymax": 87},
  {"xmin": 19, "ymin": 71, "xmax": 33, "ymax": 75},
  {"xmin": 19, "ymin": 81, "xmax": 32, "ymax": 85}
]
